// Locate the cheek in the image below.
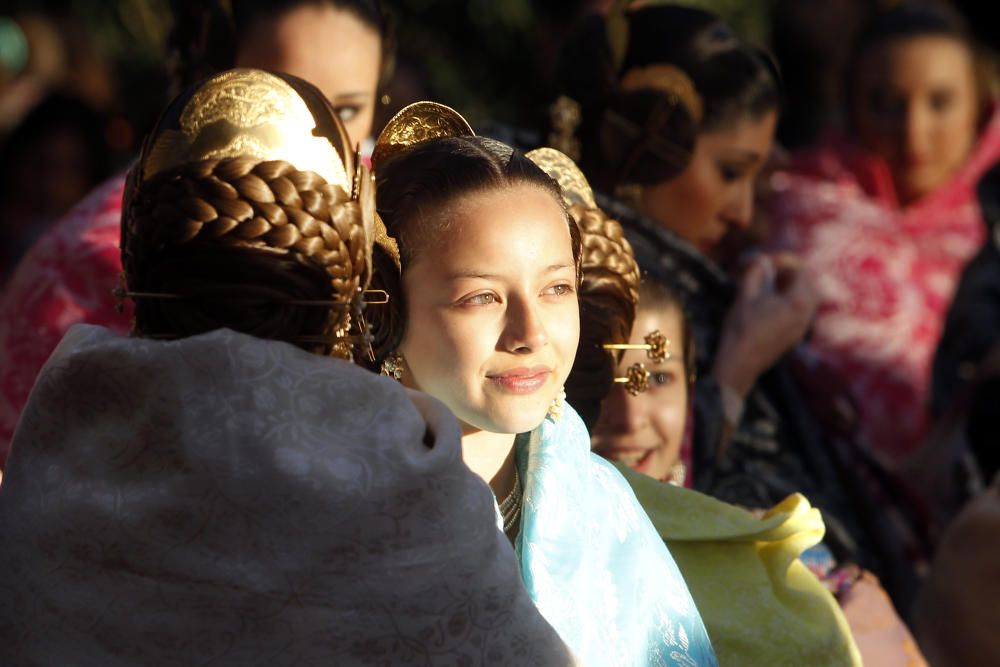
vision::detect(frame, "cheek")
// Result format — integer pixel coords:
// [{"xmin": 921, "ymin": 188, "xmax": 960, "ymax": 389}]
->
[{"xmin": 649, "ymin": 386, "xmax": 688, "ymax": 441}]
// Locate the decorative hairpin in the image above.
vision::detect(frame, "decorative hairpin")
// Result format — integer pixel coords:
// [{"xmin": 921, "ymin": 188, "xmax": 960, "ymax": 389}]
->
[
  {"xmin": 603, "ymin": 329, "xmax": 670, "ymax": 364},
  {"xmin": 547, "ymin": 96, "xmax": 582, "ymax": 163},
  {"xmin": 369, "ymin": 101, "xmax": 476, "ymax": 268},
  {"xmin": 371, "ymin": 101, "xmax": 474, "ymax": 171},
  {"xmin": 114, "ymin": 288, "xmax": 390, "ymax": 306},
  {"xmin": 614, "ymin": 362, "xmax": 649, "ymax": 395}
]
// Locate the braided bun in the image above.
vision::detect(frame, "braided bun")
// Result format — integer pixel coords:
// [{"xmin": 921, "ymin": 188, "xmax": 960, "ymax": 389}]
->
[
  {"xmin": 565, "ymin": 203, "xmax": 640, "ymax": 430},
  {"xmin": 124, "ymin": 68, "xmax": 371, "ymax": 356}
]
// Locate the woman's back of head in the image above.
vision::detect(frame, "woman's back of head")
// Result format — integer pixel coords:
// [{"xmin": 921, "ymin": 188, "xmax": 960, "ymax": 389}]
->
[{"xmin": 122, "ymin": 68, "xmax": 371, "ymax": 358}]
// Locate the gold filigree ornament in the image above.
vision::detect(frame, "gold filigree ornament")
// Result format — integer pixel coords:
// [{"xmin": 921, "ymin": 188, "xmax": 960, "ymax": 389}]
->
[
  {"xmin": 369, "ymin": 101, "xmax": 476, "ymax": 268},
  {"xmin": 525, "ymin": 147, "xmax": 596, "ymax": 210},
  {"xmin": 619, "ymin": 64, "xmax": 704, "ymax": 125},
  {"xmin": 141, "ymin": 68, "xmax": 354, "ymax": 193},
  {"xmin": 614, "ymin": 362, "xmax": 650, "ymax": 396},
  {"xmin": 371, "ymin": 100, "xmax": 474, "ymax": 171}
]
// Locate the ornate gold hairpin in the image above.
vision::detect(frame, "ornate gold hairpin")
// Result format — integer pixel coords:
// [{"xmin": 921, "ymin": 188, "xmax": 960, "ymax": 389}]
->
[
  {"xmin": 371, "ymin": 100, "xmax": 474, "ymax": 171},
  {"xmin": 619, "ymin": 64, "xmax": 704, "ymax": 124},
  {"xmin": 141, "ymin": 68, "xmax": 354, "ymax": 194},
  {"xmin": 369, "ymin": 101, "xmax": 476, "ymax": 268},
  {"xmin": 115, "ymin": 289, "xmax": 390, "ymax": 306},
  {"xmin": 604, "ymin": 329, "xmax": 670, "ymax": 364},
  {"xmin": 614, "ymin": 362, "xmax": 649, "ymax": 395},
  {"xmin": 547, "ymin": 95, "xmax": 582, "ymax": 162},
  {"xmin": 525, "ymin": 146, "xmax": 596, "ymax": 209}
]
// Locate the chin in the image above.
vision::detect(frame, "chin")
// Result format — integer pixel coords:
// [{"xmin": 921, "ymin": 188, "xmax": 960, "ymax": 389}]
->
[{"xmin": 479, "ymin": 406, "xmax": 551, "ymax": 435}]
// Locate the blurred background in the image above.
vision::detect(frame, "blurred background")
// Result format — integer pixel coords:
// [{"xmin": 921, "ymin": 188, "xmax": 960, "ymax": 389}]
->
[{"xmin": 0, "ymin": 0, "xmax": 993, "ymax": 279}]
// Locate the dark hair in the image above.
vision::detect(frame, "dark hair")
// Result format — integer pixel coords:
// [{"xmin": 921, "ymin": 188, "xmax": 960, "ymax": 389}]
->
[
  {"xmin": 637, "ymin": 279, "xmax": 695, "ymax": 387},
  {"xmin": 846, "ymin": 1, "xmax": 991, "ymax": 128},
  {"xmin": 0, "ymin": 93, "xmax": 110, "ymax": 197},
  {"xmin": 558, "ymin": 4, "xmax": 781, "ymax": 193},
  {"xmin": 366, "ymin": 136, "xmax": 582, "ymax": 368},
  {"xmin": 565, "ymin": 204, "xmax": 640, "ymax": 430},
  {"xmin": 166, "ymin": 0, "xmax": 391, "ymax": 92}
]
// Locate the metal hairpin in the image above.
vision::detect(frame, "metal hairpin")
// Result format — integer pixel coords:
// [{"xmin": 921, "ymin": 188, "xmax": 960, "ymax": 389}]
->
[
  {"xmin": 115, "ymin": 289, "xmax": 390, "ymax": 306},
  {"xmin": 603, "ymin": 329, "xmax": 670, "ymax": 364}
]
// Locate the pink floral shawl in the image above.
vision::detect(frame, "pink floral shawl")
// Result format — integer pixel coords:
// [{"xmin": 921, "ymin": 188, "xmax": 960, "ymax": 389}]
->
[{"xmin": 767, "ymin": 109, "xmax": 1000, "ymax": 457}]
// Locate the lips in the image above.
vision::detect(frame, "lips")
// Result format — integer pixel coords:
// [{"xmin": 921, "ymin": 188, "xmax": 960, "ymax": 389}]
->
[
  {"xmin": 600, "ymin": 445, "xmax": 660, "ymax": 474},
  {"xmin": 486, "ymin": 366, "xmax": 552, "ymax": 395}
]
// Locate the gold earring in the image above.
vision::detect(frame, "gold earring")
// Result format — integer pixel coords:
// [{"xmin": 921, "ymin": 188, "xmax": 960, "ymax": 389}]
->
[
  {"xmin": 546, "ymin": 386, "xmax": 566, "ymax": 423},
  {"xmin": 380, "ymin": 352, "xmax": 404, "ymax": 381}
]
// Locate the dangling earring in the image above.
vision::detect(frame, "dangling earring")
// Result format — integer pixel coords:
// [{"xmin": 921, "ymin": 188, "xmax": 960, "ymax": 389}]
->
[
  {"xmin": 546, "ymin": 386, "xmax": 566, "ymax": 423},
  {"xmin": 380, "ymin": 352, "xmax": 404, "ymax": 381}
]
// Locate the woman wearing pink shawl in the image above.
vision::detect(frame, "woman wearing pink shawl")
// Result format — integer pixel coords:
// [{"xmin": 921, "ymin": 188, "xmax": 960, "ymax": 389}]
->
[{"xmin": 767, "ymin": 1, "xmax": 1000, "ymax": 457}]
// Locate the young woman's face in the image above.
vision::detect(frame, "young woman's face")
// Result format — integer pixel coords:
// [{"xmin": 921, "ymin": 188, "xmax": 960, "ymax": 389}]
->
[
  {"xmin": 591, "ymin": 303, "xmax": 688, "ymax": 480},
  {"xmin": 398, "ymin": 185, "xmax": 580, "ymax": 435},
  {"xmin": 854, "ymin": 36, "xmax": 979, "ymax": 204},
  {"xmin": 639, "ymin": 110, "xmax": 777, "ymax": 261},
  {"xmin": 237, "ymin": 4, "xmax": 382, "ymax": 143}
]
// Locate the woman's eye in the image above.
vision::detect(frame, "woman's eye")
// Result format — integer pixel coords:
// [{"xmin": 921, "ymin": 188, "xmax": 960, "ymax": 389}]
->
[
  {"xmin": 718, "ymin": 164, "xmax": 745, "ymax": 182},
  {"xmin": 544, "ymin": 283, "xmax": 575, "ymax": 297},
  {"xmin": 651, "ymin": 371, "xmax": 674, "ymax": 387},
  {"xmin": 929, "ymin": 91, "xmax": 954, "ymax": 113},
  {"xmin": 463, "ymin": 293, "xmax": 497, "ymax": 306},
  {"xmin": 335, "ymin": 105, "xmax": 361, "ymax": 122}
]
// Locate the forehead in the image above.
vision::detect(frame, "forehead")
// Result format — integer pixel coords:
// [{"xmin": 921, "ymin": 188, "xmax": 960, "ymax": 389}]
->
[
  {"xmin": 863, "ymin": 35, "xmax": 974, "ymax": 89},
  {"xmin": 420, "ymin": 185, "xmax": 573, "ymax": 269},
  {"xmin": 239, "ymin": 5, "xmax": 382, "ymax": 94},
  {"xmin": 698, "ymin": 110, "xmax": 777, "ymax": 156}
]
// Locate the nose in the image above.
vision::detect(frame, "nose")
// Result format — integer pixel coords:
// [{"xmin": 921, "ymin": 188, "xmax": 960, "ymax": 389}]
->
[
  {"xmin": 600, "ymin": 383, "xmax": 650, "ymax": 433},
  {"xmin": 722, "ymin": 181, "xmax": 754, "ymax": 230},
  {"xmin": 500, "ymin": 294, "xmax": 548, "ymax": 353},
  {"xmin": 902, "ymin": 102, "xmax": 930, "ymax": 160}
]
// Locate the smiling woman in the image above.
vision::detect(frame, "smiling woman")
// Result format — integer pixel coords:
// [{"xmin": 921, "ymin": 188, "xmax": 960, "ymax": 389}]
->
[{"xmin": 366, "ymin": 102, "xmax": 718, "ymax": 667}]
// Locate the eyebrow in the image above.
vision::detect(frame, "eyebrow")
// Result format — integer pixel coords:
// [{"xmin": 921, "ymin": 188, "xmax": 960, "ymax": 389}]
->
[
  {"xmin": 330, "ymin": 92, "xmax": 371, "ymax": 102},
  {"xmin": 720, "ymin": 150, "xmax": 763, "ymax": 164},
  {"xmin": 447, "ymin": 263, "xmax": 574, "ymax": 281}
]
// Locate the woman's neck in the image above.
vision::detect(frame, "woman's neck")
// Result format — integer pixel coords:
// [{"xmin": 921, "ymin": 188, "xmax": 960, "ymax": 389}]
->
[{"xmin": 460, "ymin": 427, "xmax": 518, "ymax": 499}]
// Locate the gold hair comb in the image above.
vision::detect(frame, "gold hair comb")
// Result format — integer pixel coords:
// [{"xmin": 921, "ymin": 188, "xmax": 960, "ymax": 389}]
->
[{"xmin": 614, "ymin": 362, "xmax": 649, "ymax": 395}]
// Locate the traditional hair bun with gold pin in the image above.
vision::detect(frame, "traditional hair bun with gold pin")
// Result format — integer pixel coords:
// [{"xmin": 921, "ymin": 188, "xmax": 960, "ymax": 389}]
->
[{"xmin": 122, "ymin": 68, "xmax": 376, "ymax": 357}]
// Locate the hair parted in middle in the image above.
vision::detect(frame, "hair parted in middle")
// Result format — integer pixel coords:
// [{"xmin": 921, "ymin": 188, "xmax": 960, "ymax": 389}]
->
[
  {"xmin": 122, "ymin": 68, "xmax": 375, "ymax": 358},
  {"xmin": 364, "ymin": 102, "xmax": 583, "ymax": 372}
]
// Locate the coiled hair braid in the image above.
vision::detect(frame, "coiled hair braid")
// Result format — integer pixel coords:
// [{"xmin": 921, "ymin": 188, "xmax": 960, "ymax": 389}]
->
[{"xmin": 124, "ymin": 157, "xmax": 366, "ymax": 353}]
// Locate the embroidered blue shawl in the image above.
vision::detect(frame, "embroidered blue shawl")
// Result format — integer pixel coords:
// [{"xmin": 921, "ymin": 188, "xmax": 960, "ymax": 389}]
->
[{"xmin": 513, "ymin": 405, "xmax": 719, "ymax": 666}]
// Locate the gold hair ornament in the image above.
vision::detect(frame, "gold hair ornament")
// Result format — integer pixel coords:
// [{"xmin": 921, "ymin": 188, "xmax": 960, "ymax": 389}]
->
[
  {"xmin": 142, "ymin": 69, "xmax": 352, "ymax": 193},
  {"xmin": 620, "ymin": 64, "xmax": 704, "ymax": 125},
  {"xmin": 615, "ymin": 362, "xmax": 650, "ymax": 396},
  {"xmin": 369, "ymin": 101, "xmax": 476, "ymax": 268},
  {"xmin": 547, "ymin": 95, "xmax": 582, "ymax": 162},
  {"xmin": 604, "ymin": 329, "xmax": 670, "ymax": 364},
  {"xmin": 124, "ymin": 69, "xmax": 378, "ymax": 358},
  {"xmin": 525, "ymin": 147, "xmax": 596, "ymax": 209}
]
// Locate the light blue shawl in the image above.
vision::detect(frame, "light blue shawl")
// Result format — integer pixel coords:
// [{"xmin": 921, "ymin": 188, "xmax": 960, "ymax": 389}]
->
[{"xmin": 513, "ymin": 405, "xmax": 719, "ymax": 666}]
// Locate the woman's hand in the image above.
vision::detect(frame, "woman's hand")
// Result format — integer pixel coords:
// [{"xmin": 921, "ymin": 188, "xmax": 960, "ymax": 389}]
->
[{"xmin": 711, "ymin": 253, "xmax": 818, "ymax": 399}]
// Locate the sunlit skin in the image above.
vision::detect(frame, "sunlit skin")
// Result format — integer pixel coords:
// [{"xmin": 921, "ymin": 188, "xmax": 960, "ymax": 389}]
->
[
  {"xmin": 236, "ymin": 3, "xmax": 381, "ymax": 144},
  {"xmin": 397, "ymin": 185, "xmax": 580, "ymax": 495},
  {"xmin": 639, "ymin": 110, "xmax": 777, "ymax": 261},
  {"xmin": 853, "ymin": 36, "xmax": 979, "ymax": 205},
  {"xmin": 591, "ymin": 303, "xmax": 688, "ymax": 481}
]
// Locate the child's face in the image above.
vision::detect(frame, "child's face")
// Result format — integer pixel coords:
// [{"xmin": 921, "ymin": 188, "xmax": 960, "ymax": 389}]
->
[{"xmin": 591, "ymin": 303, "xmax": 688, "ymax": 480}]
